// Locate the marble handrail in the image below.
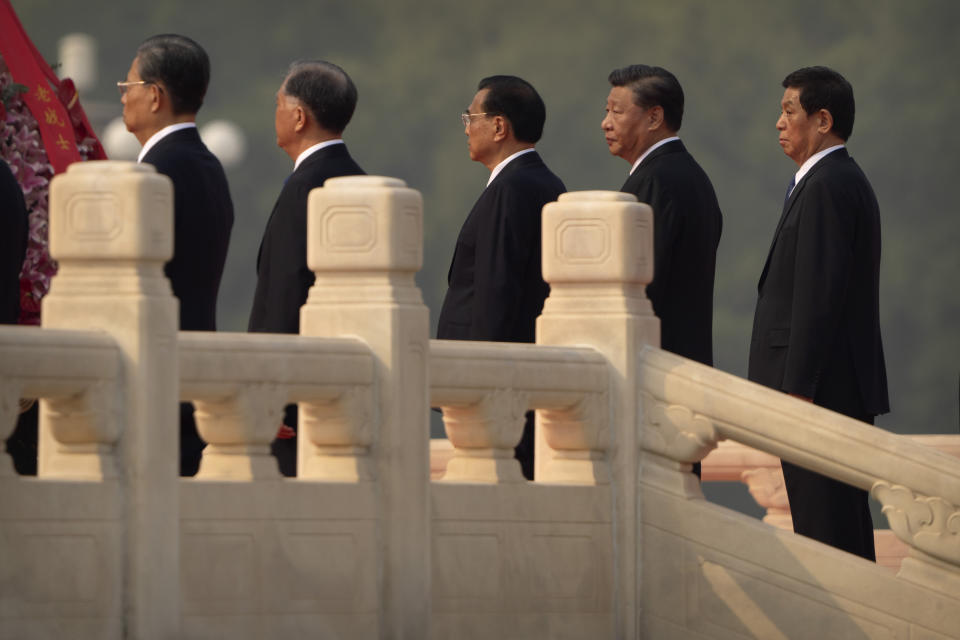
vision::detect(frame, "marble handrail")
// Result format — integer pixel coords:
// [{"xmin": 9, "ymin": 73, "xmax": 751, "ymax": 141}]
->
[
  {"xmin": 0, "ymin": 325, "xmax": 120, "ymax": 478},
  {"xmin": 639, "ymin": 344, "xmax": 960, "ymax": 594},
  {"xmin": 431, "ymin": 339, "xmax": 608, "ymax": 483},
  {"xmin": 178, "ymin": 331, "xmax": 375, "ymax": 480}
]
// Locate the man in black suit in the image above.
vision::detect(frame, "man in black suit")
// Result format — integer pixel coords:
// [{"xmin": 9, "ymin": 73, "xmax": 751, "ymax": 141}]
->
[
  {"xmin": 602, "ymin": 64, "xmax": 722, "ymax": 479},
  {"xmin": 748, "ymin": 66, "xmax": 888, "ymax": 561},
  {"xmin": 602, "ymin": 65, "xmax": 722, "ymax": 366},
  {"xmin": 122, "ymin": 34, "xmax": 234, "ymax": 475},
  {"xmin": 0, "ymin": 158, "xmax": 27, "ymax": 326},
  {"xmin": 1, "ymin": 157, "xmax": 36, "ymax": 475},
  {"xmin": 248, "ymin": 61, "xmax": 365, "ymax": 476},
  {"xmin": 437, "ymin": 75, "xmax": 566, "ymax": 479}
]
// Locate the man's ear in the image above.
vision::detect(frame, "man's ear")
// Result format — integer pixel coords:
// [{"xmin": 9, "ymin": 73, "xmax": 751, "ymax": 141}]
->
[
  {"xmin": 816, "ymin": 108, "xmax": 834, "ymax": 134},
  {"xmin": 648, "ymin": 105, "xmax": 665, "ymax": 131},
  {"xmin": 149, "ymin": 83, "xmax": 163, "ymax": 114},
  {"xmin": 492, "ymin": 114, "xmax": 509, "ymax": 142},
  {"xmin": 293, "ymin": 104, "xmax": 307, "ymax": 133}
]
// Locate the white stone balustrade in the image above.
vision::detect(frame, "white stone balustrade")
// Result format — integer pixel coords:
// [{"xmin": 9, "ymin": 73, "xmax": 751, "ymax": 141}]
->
[
  {"xmin": 700, "ymin": 436, "xmax": 960, "ymax": 569},
  {"xmin": 2, "ymin": 165, "xmax": 958, "ymax": 639},
  {"xmin": 431, "ymin": 340, "xmax": 608, "ymax": 484},
  {"xmin": 178, "ymin": 332, "xmax": 374, "ymax": 480},
  {"xmin": 639, "ymin": 347, "xmax": 960, "ymax": 598},
  {"xmin": 0, "ymin": 327, "xmax": 120, "ymax": 478}
]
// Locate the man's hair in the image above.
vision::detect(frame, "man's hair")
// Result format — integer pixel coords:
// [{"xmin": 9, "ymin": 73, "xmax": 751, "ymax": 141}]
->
[
  {"xmin": 136, "ymin": 34, "xmax": 210, "ymax": 116},
  {"xmin": 283, "ymin": 60, "xmax": 357, "ymax": 134},
  {"xmin": 782, "ymin": 66, "xmax": 855, "ymax": 141},
  {"xmin": 607, "ymin": 64, "xmax": 684, "ymax": 132},
  {"xmin": 477, "ymin": 75, "xmax": 546, "ymax": 143}
]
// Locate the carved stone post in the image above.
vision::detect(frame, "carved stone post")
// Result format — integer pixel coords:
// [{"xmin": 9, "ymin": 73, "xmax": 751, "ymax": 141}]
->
[
  {"xmin": 43, "ymin": 161, "xmax": 180, "ymax": 638},
  {"xmin": 537, "ymin": 190, "xmax": 657, "ymax": 639},
  {"xmin": 300, "ymin": 176, "xmax": 430, "ymax": 637}
]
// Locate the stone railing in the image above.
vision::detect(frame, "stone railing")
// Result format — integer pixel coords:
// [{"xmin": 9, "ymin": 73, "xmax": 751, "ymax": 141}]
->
[
  {"xmin": 1, "ymin": 162, "xmax": 957, "ymax": 639},
  {"xmin": 431, "ymin": 340, "xmax": 608, "ymax": 484},
  {"xmin": 638, "ymin": 347, "xmax": 960, "ymax": 598},
  {"xmin": 1, "ymin": 327, "xmax": 119, "ymax": 478},
  {"xmin": 179, "ymin": 332, "xmax": 374, "ymax": 480},
  {"xmin": 700, "ymin": 436, "xmax": 960, "ymax": 570}
]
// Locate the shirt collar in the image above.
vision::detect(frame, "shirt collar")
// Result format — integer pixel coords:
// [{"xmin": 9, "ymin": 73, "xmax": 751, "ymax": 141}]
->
[
  {"xmin": 629, "ymin": 136, "xmax": 680, "ymax": 175},
  {"xmin": 294, "ymin": 139, "xmax": 344, "ymax": 171},
  {"xmin": 487, "ymin": 147, "xmax": 536, "ymax": 187},
  {"xmin": 137, "ymin": 122, "xmax": 197, "ymax": 163},
  {"xmin": 793, "ymin": 144, "xmax": 845, "ymax": 188}
]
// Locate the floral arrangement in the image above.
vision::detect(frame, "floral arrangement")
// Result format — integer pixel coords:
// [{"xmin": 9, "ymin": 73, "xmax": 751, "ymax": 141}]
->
[{"xmin": 1, "ymin": 56, "xmax": 98, "ymax": 325}]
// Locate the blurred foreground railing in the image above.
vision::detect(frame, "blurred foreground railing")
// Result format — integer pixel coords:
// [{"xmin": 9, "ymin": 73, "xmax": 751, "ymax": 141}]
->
[{"xmin": 1, "ymin": 163, "xmax": 957, "ymax": 639}]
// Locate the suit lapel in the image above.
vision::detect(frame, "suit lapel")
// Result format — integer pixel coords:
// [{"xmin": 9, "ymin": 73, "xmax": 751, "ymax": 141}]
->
[
  {"xmin": 142, "ymin": 127, "xmax": 203, "ymax": 162},
  {"xmin": 255, "ymin": 144, "xmax": 343, "ymax": 272},
  {"xmin": 446, "ymin": 152, "xmax": 542, "ymax": 283},
  {"xmin": 488, "ymin": 150, "xmax": 541, "ymax": 186},
  {"xmin": 621, "ymin": 139, "xmax": 684, "ymax": 192},
  {"xmin": 757, "ymin": 149, "xmax": 847, "ymax": 290}
]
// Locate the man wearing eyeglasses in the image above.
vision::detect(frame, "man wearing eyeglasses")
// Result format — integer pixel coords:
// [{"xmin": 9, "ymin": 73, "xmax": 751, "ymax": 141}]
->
[
  {"xmin": 437, "ymin": 75, "xmax": 566, "ymax": 480},
  {"xmin": 120, "ymin": 34, "xmax": 234, "ymax": 476},
  {"xmin": 248, "ymin": 60, "xmax": 365, "ymax": 477}
]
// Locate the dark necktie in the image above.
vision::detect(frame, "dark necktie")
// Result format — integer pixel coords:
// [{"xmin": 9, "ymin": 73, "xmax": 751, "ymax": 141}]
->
[{"xmin": 784, "ymin": 176, "xmax": 796, "ymax": 208}]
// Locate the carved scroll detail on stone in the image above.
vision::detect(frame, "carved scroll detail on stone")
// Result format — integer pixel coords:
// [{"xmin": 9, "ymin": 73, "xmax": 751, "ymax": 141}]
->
[
  {"xmin": 540, "ymin": 391, "xmax": 608, "ymax": 452},
  {"xmin": 300, "ymin": 386, "xmax": 376, "ymax": 482},
  {"xmin": 322, "ymin": 207, "xmax": 376, "ymax": 252},
  {"xmin": 194, "ymin": 383, "xmax": 287, "ymax": 447},
  {"xmin": 556, "ymin": 219, "xmax": 611, "ymax": 264},
  {"xmin": 193, "ymin": 383, "xmax": 288, "ymax": 480},
  {"xmin": 871, "ymin": 481, "xmax": 960, "ymax": 566},
  {"xmin": 540, "ymin": 392, "xmax": 609, "ymax": 485},
  {"xmin": 641, "ymin": 392, "xmax": 718, "ymax": 463},
  {"xmin": 302, "ymin": 386, "xmax": 373, "ymax": 448},
  {"xmin": 41, "ymin": 381, "xmax": 120, "ymax": 479},
  {"xmin": 442, "ymin": 389, "xmax": 528, "ymax": 451},
  {"xmin": 440, "ymin": 389, "xmax": 528, "ymax": 483},
  {"xmin": 45, "ymin": 381, "xmax": 119, "ymax": 444}
]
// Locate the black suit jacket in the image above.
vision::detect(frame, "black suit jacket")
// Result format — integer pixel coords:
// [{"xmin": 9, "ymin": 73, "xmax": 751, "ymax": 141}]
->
[
  {"xmin": 1, "ymin": 158, "xmax": 28, "ymax": 325},
  {"xmin": 621, "ymin": 139, "xmax": 722, "ymax": 365},
  {"xmin": 142, "ymin": 127, "xmax": 234, "ymax": 331},
  {"xmin": 248, "ymin": 143, "xmax": 365, "ymax": 334},
  {"xmin": 748, "ymin": 148, "xmax": 889, "ymax": 417},
  {"xmin": 437, "ymin": 151, "xmax": 566, "ymax": 343}
]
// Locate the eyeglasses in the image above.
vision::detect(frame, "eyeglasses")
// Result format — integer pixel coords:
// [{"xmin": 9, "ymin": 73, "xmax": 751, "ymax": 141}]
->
[
  {"xmin": 117, "ymin": 80, "xmax": 158, "ymax": 96},
  {"xmin": 461, "ymin": 111, "xmax": 490, "ymax": 126}
]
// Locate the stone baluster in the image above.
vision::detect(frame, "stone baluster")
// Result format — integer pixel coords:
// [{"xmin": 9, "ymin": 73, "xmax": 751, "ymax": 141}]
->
[
  {"xmin": 537, "ymin": 190, "xmax": 657, "ymax": 639},
  {"xmin": 43, "ymin": 161, "xmax": 180, "ymax": 638},
  {"xmin": 299, "ymin": 385, "xmax": 375, "ymax": 481},
  {"xmin": 192, "ymin": 383, "xmax": 288, "ymax": 480},
  {"xmin": 300, "ymin": 175, "xmax": 430, "ymax": 637},
  {"xmin": 538, "ymin": 391, "xmax": 610, "ymax": 485},
  {"xmin": 440, "ymin": 389, "xmax": 528, "ymax": 483}
]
